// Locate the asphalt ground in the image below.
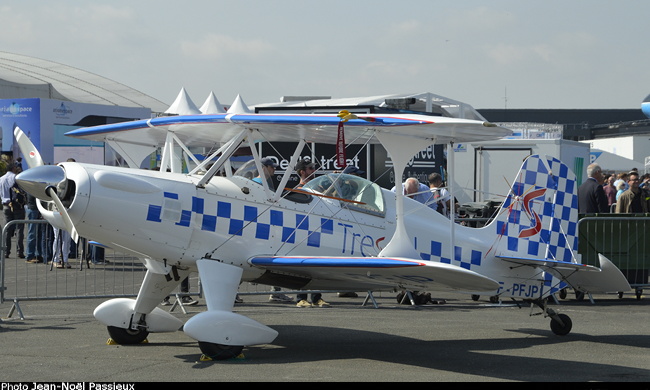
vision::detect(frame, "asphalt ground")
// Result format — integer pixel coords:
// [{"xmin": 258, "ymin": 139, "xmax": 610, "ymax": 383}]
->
[{"xmin": 1, "ymin": 285, "xmax": 649, "ymax": 383}]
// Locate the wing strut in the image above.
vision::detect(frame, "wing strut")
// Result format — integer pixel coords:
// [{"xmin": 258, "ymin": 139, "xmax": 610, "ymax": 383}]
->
[
  {"xmin": 196, "ymin": 128, "xmax": 248, "ymax": 188},
  {"xmin": 272, "ymin": 139, "xmax": 305, "ymax": 202}
]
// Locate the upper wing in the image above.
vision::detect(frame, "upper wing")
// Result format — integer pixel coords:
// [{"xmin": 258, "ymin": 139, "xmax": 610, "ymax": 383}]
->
[
  {"xmin": 497, "ymin": 254, "xmax": 631, "ymax": 293},
  {"xmin": 249, "ymin": 256, "xmax": 499, "ymax": 293},
  {"xmin": 64, "ymin": 113, "xmax": 512, "ymax": 148}
]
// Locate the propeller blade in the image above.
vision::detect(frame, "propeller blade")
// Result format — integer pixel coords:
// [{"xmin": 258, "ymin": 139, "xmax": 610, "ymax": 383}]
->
[
  {"xmin": 13, "ymin": 126, "xmax": 44, "ymax": 168},
  {"xmin": 47, "ymin": 186, "xmax": 79, "ymax": 243}
]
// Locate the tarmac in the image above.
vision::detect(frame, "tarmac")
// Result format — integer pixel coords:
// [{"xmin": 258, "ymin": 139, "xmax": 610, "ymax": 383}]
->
[{"xmin": 1, "ymin": 285, "xmax": 650, "ymax": 382}]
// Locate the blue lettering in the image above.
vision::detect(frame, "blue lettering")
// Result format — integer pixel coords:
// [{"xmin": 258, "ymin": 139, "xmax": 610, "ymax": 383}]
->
[
  {"xmin": 509, "ymin": 283, "xmax": 541, "ymax": 297},
  {"xmin": 338, "ymin": 222, "xmax": 354, "ymax": 254},
  {"xmin": 338, "ymin": 222, "xmax": 375, "ymax": 256},
  {"xmin": 351, "ymin": 232, "xmax": 362, "ymax": 255},
  {"xmin": 359, "ymin": 235, "xmax": 373, "ymax": 257}
]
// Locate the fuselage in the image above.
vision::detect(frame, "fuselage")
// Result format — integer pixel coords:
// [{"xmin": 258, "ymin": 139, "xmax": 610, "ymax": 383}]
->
[{"xmin": 42, "ymin": 162, "xmax": 550, "ymax": 299}]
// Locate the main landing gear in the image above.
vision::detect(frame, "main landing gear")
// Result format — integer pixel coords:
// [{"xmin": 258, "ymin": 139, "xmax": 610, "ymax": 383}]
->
[
  {"xmin": 531, "ymin": 298, "xmax": 573, "ymax": 336},
  {"xmin": 107, "ymin": 325, "xmax": 149, "ymax": 345},
  {"xmin": 107, "ymin": 325, "xmax": 244, "ymax": 361},
  {"xmin": 198, "ymin": 342, "xmax": 244, "ymax": 360}
]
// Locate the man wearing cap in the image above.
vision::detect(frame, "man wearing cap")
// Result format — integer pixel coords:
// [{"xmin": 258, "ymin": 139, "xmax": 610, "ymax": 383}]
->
[
  {"xmin": 253, "ymin": 157, "xmax": 278, "ymax": 189},
  {"xmin": 1, "ymin": 161, "xmax": 25, "ymax": 258}
]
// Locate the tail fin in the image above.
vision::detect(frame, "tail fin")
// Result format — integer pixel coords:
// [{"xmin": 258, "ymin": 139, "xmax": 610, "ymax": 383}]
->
[{"xmin": 487, "ymin": 154, "xmax": 579, "ymax": 263}]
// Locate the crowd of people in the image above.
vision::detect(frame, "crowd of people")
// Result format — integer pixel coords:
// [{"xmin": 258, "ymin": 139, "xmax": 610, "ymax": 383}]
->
[{"xmin": 578, "ymin": 163, "xmax": 650, "ymax": 214}]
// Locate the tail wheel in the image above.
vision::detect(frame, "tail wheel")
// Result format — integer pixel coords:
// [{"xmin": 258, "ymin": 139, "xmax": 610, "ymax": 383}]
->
[
  {"xmin": 550, "ymin": 313, "xmax": 572, "ymax": 336},
  {"xmin": 107, "ymin": 325, "xmax": 149, "ymax": 345},
  {"xmin": 198, "ymin": 342, "xmax": 244, "ymax": 360}
]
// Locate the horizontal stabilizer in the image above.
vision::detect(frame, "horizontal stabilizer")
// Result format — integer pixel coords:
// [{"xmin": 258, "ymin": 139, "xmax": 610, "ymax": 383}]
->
[
  {"xmin": 561, "ymin": 254, "xmax": 631, "ymax": 293},
  {"xmin": 497, "ymin": 254, "xmax": 631, "ymax": 293},
  {"xmin": 249, "ymin": 256, "xmax": 499, "ymax": 293},
  {"xmin": 497, "ymin": 255, "xmax": 600, "ymax": 272}
]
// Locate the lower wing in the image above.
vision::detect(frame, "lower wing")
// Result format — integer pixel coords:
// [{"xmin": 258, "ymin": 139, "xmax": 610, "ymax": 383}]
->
[{"xmin": 249, "ymin": 256, "xmax": 499, "ymax": 293}]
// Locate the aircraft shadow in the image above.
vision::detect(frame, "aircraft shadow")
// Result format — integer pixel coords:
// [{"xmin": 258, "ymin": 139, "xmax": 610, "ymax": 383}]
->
[{"xmin": 185, "ymin": 324, "xmax": 650, "ymax": 381}]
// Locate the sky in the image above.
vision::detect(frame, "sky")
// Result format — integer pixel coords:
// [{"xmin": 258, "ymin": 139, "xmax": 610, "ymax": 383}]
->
[{"xmin": 2, "ymin": 0, "xmax": 649, "ymax": 110}]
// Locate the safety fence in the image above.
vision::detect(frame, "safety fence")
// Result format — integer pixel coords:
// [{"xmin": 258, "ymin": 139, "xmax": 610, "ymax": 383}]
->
[
  {"xmin": 0, "ymin": 220, "xmax": 367, "ymax": 318},
  {"xmin": 577, "ymin": 214, "xmax": 650, "ymax": 299},
  {"xmin": 0, "ymin": 220, "xmax": 154, "ymax": 317},
  {"xmin": 3, "ymin": 215, "xmax": 648, "ymax": 317}
]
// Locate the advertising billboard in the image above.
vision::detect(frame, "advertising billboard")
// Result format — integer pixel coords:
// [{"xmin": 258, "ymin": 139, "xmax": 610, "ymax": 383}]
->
[{"xmin": 0, "ymin": 98, "xmax": 151, "ymax": 165}]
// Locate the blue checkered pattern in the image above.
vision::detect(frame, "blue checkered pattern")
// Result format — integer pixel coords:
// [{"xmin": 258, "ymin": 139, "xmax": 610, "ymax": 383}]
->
[
  {"xmin": 418, "ymin": 155, "xmax": 579, "ymax": 273},
  {"xmin": 494, "ymin": 155, "xmax": 579, "ymax": 262},
  {"xmin": 147, "ymin": 193, "xmax": 334, "ymax": 247},
  {"xmin": 419, "ymin": 241, "xmax": 482, "ymax": 271}
]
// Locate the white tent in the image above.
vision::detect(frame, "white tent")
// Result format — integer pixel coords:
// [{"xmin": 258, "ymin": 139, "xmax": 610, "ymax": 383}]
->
[
  {"xmin": 165, "ymin": 87, "xmax": 201, "ymax": 115},
  {"xmin": 200, "ymin": 91, "xmax": 226, "ymax": 114},
  {"xmin": 226, "ymin": 94, "xmax": 252, "ymax": 114}
]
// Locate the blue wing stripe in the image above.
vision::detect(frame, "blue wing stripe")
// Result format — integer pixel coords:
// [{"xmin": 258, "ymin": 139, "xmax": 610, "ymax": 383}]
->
[
  {"xmin": 65, "ymin": 114, "xmax": 431, "ymax": 137},
  {"xmin": 250, "ymin": 256, "xmax": 425, "ymax": 268}
]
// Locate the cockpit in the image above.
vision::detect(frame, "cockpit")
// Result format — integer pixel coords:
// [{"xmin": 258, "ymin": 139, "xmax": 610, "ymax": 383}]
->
[
  {"xmin": 233, "ymin": 160, "xmax": 385, "ymax": 215},
  {"xmin": 302, "ymin": 173, "xmax": 385, "ymax": 216}
]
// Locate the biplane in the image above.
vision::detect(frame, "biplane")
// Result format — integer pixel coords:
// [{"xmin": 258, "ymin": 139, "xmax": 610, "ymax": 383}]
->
[{"xmin": 14, "ymin": 105, "xmax": 630, "ymax": 359}]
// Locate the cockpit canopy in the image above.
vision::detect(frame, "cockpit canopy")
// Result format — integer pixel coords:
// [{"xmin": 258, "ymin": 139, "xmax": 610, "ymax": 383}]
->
[{"xmin": 302, "ymin": 173, "xmax": 385, "ymax": 216}]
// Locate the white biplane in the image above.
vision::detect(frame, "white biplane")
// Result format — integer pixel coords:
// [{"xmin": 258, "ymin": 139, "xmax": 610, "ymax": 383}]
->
[{"xmin": 13, "ymin": 107, "xmax": 630, "ymax": 360}]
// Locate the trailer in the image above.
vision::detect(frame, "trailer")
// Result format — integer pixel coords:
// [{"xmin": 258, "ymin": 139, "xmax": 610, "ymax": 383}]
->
[{"xmin": 451, "ymin": 138, "xmax": 590, "ymax": 205}]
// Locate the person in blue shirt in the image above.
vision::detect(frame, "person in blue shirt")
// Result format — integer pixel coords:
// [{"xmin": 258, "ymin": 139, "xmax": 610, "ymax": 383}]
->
[{"xmin": 252, "ymin": 157, "xmax": 278, "ymax": 189}]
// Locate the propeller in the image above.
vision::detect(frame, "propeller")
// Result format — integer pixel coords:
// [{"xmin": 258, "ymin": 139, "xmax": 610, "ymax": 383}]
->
[{"xmin": 13, "ymin": 126, "xmax": 80, "ymax": 243}]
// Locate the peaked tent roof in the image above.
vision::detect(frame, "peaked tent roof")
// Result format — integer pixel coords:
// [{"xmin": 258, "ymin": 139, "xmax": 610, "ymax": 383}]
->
[
  {"xmin": 227, "ymin": 94, "xmax": 252, "ymax": 114},
  {"xmin": 0, "ymin": 51, "xmax": 168, "ymax": 112},
  {"xmin": 165, "ymin": 87, "xmax": 201, "ymax": 115},
  {"xmin": 199, "ymin": 91, "xmax": 226, "ymax": 114}
]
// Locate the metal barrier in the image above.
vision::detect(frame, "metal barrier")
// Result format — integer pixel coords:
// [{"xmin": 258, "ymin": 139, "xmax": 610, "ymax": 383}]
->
[
  {"xmin": 1, "ymin": 219, "xmax": 149, "ymax": 317},
  {"xmin": 1, "ymin": 220, "xmax": 378, "ymax": 318},
  {"xmin": 4, "ymin": 214, "xmax": 647, "ymax": 318},
  {"xmin": 577, "ymin": 214, "xmax": 650, "ymax": 299}
]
